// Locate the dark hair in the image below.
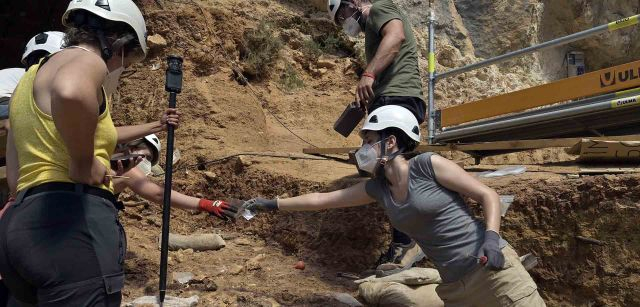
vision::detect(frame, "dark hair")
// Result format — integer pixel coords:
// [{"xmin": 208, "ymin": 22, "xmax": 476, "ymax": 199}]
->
[
  {"xmin": 62, "ymin": 12, "xmax": 139, "ymax": 55},
  {"xmin": 381, "ymin": 127, "xmax": 419, "ymax": 153}
]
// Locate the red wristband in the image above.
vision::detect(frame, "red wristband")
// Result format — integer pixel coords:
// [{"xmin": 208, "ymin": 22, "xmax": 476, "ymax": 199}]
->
[{"xmin": 362, "ymin": 72, "xmax": 375, "ymax": 80}]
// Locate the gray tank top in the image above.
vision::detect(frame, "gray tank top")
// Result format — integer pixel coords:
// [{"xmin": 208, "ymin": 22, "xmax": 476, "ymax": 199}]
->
[{"xmin": 365, "ymin": 153, "xmax": 507, "ymax": 282}]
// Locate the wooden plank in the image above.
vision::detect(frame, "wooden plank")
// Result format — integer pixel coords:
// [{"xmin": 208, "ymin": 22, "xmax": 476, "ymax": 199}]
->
[
  {"xmin": 304, "ymin": 144, "xmax": 451, "ymax": 155},
  {"xmin": 579, "ymin": 167, "xmax": 640, "ymax": 174},
  {"xmin": 305, "ymin": 135, "xmax": 640, "ymax": 155},
  {"xmin": 466, "ymin": 164, "xmax": 580, "ymax": 174},
  {"xmin": 567, "ymin": 139, "xmax": 640, "ymax": 162},
  {"xmin": 441, "ymin": 135, "xmax": 640, "ymax": 152},
  {"xmin": 303, "ymin": 147, "xmax": 359, "ymax": 155},
  {"xmin": 441, "ymin": 60, "xmax": 640, "ymax": 127}
]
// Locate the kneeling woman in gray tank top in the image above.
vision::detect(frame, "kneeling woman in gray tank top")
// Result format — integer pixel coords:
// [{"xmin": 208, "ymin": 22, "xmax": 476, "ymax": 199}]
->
[{"xmin": 243, "ymin": 105, "xmax": 546, "ymax": 307}]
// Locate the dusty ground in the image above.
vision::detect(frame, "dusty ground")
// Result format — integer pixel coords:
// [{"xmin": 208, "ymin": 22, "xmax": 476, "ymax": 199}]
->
[
  {"xmin": 111, "ymin": 0, "xmax": 640, "ymax": 306},
  {"xmin": 119, "ymin": 158, "xmax": 640, "ymax": 307}
]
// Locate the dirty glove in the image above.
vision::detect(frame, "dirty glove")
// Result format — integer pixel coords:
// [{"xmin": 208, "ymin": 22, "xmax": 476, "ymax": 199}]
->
[
  {"xmin": 476, "ymin": 230, "xmax": 505, "ymax": 270},
  {"xmin": 198, "ymin": 199, "xmax": 237, "ymax": 221},
  {"xmin": 242, "ymin": 198, "xmax": 278, "ymax": 213}
]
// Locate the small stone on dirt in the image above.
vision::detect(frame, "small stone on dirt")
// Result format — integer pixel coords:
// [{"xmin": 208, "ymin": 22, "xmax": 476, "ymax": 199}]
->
[
  {"xmin": 204, "ymin": 171, "xmax": 217, "ymax": 180},
  {"xmin": 316, "ymin": 57, "xmax": 336, "ymax": 69},
  {"xmin": 229, "ymin": 264, "xmax": 244, "ymax": 275},
  {"xmin": 172, "ymin": 272, "xmax": 194, "ymax": 284},
  {"xmin": 265, "ymin": 297, "xmax": 281, "ymax": 307},
  {"xmin": 147, "ymin": 34, "xmax": 168, "ymax": 50},
  {"xmin": 174, "ymin": 252, "xmax": 184, "ymax": 263},
  {"xmin": 245, "ymin": 253, "xmax": 266, "ymax": 271},
  {"xmin": 125, "ymin": 295, "xmax": 198, "ymax": 307},
  {"xmin": 235, "ymin": 237, "xmax": 252, "ymax": 246}
]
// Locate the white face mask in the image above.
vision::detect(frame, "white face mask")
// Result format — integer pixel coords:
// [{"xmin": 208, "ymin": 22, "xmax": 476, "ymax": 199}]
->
[
  {"xmin": 103, "ymin": 49, "xmax": 125, "ymax": 99},
  {"xmin": 343, "ymin": 16, "xmax": 362, "ymax": 37},
  {"xmin": 355, "ymin": 140, "xmax": 384, "ymax": 175},
  {"xmin": 136, "ymin": 157, "xmax": 153, "ymax": 176}
]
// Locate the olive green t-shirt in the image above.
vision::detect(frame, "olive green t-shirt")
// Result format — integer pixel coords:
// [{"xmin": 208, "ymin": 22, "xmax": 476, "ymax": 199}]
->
[{"xmin": 365, "ymin": 0, "xmax": 423, "ymax": 99}]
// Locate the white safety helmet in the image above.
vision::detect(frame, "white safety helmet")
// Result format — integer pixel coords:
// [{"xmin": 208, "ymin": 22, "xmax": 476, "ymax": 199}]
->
[
  {"xmin": 360, "ymin": 105, "xmax": 421, "ymax": 143},
  {"xmin": 21, "ymin": 31, "xmax": 65, "ymax": 66},
  {"xmin": 327, "ymin": 0, "xmax": 352, "ymax": 24},
  {"xmin": 62, "ymin": 0, "xmax": 148, "ymax": 62},
  {"xmin": 142, "ymin": 133, "xmax": 161, "ymax": 165}
]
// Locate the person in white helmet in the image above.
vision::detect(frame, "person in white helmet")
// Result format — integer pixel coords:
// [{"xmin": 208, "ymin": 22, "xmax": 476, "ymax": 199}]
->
[
  {"xmin": 0, "ymin": 68, "xmax": 25, "ymax": 120},
  {"xmin": 1, "ymin": 31, "xmax": 66, "ymax": 197},
  {"xmin": 240, "ymin": 106, "xmax": 545, "ymax": 307},
  {"xmin": 0, "ymin": 31, "xmax": 66, "ymax": 307},
  {"xmin": 0, "ymin": 1, "xmax": 178, "ymax": 306},
  {"xmin": 109, "ymin": 135, "xmax": 238, "ymax": 220},
  {"xmin": 328, "ymin": 0, "xmax": 428, "ymax": 274},
  {"xmin": 0, "ymin": 31, "xmax": 64, "ymax": 119},
  {"xmin": 21, "ymin": 31, "xmax": 66, "ymax": 68}
]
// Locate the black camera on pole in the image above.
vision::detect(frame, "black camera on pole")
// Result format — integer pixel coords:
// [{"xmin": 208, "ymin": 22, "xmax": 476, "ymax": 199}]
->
[
  {"xmin": 165, "ymin": 55, "xmax": 183, "ymax": 94},
  {"xmin": 159, "ymin": 55, "xmax": 183, "ymax": 305}
]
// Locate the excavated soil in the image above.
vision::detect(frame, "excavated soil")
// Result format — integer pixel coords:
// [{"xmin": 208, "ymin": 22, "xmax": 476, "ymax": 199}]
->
[
  {"xmin": 119, "ymin": 159, "xmax": 640, "ymax": 307},
  {"xmin": 110, "ymin": 0, "xmax": 640, "ymax": 306}
]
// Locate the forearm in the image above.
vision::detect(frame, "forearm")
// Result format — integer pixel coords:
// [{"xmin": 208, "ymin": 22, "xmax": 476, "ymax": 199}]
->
[
  {"xmin": 143, "ymin": 185, "xmax": 198, "ymax": 211},
  {"xmin": 116, "ymin": 121, "xmax": 162, "ymax": 144},
  {"xmin": 365, "ymin": 35, "xmax": 403, "ymax": 76},
  {"xmin": 481, "ymin": 191, "xmax": 502, "ymax": 233},
  {"xmin": 279, "ymin": 192, "xmax": 361, "ymax": 211},
  {"xmin": 170, "ymin": 192, "xmax": 200, "ymax": 211}
]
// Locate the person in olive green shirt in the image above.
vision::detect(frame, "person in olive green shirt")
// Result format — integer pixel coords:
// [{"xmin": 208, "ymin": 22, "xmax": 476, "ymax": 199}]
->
[
  {"xmin": 327, "ymin": 0, "xmax": 426, "ymax": 276},
  {"xmin": 328, "ymin": 0, "xmax": 426, "ymax": 124}
]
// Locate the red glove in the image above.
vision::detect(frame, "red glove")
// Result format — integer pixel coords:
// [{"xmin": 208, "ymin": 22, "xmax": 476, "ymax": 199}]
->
[{"xmin": 198, "ymin": 199, "xmax": 237, "ymax": 221}]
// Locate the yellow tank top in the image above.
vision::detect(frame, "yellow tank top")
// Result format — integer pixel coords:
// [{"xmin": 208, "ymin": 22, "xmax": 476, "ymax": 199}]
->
[{"xmin": 11, "ymin": 59, "xmax": 117, "ymax": 192}]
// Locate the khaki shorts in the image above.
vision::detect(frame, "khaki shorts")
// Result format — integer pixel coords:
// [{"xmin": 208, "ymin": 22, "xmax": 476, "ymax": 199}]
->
[{"xmin": 435, "ymin": 245, "xmax": 546, "ymax": 307}]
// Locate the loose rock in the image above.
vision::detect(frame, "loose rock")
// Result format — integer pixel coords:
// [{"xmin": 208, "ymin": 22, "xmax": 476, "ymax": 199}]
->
[{"xmin": 147, "ymin": 34, "xmax": 168, "ymax": 50}]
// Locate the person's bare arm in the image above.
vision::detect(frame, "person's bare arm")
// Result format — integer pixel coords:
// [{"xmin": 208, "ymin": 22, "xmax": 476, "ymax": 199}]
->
[
  {"xmin": 430, "ymin": 155, "xmax": 501, "ymax": 233},
  {"xmin": 274, "ymin": 181, "xmax": 375, "ymax": 211},
  {"xmin": 124, "ymin": 167, "xmax": 197, "ymax": 211},
  {"xmin": 357, "ymin": 19, "xmax": 406, "ymax": 105},
  {"xmin": 366, "ymin": 19, "xmax": 405, "ymax": 77},
  {"xmin": 50, "ymin": 56, "xmax": 109, "ymax": 185},
  {"xmin": 115, "ymin": 108, "xmax": 180, "ymax": 143}
]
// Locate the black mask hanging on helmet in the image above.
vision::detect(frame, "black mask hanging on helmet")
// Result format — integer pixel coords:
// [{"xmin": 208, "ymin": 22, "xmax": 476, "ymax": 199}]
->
[{"xmin": 72, "ymin": 11, "xmax": 113, "ymax": 61}]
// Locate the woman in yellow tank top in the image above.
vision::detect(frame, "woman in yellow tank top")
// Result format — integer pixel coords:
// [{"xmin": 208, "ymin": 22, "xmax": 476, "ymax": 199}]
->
[{"xmin": 0, "ymin": 1, "xmax": 178, "ymax": 306}]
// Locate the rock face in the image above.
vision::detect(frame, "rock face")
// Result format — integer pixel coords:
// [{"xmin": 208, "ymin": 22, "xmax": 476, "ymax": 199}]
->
[
  {"xmin": 538, "ymin": 0, "xmax": 640, "ymax": 78},
  {"xmin": 391, "ymin": 0, "xmax": 640, "ymax": 107}
]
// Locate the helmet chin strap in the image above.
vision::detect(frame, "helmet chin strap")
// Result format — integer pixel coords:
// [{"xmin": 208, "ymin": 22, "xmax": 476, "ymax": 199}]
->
[{"xmin": 375, "ymin": 133, "xmax": 404, "ymax": 178}]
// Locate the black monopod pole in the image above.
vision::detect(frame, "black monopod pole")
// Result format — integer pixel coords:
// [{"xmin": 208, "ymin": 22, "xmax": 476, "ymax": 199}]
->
[{"xmin": 159, "ymin": 55, "xmax": 183, "ymax": 305}]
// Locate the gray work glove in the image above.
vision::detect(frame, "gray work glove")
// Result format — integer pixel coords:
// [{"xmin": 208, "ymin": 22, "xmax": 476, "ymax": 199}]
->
[
  {"xmin": 242, "ymin": 198, "xmax": 278, "ymax": 213},
  {"xmin": 476, "ymin": 230, "xmax": 505, "ymax": 270}
]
